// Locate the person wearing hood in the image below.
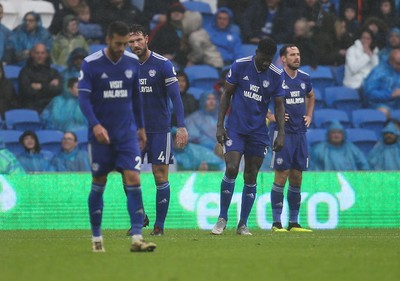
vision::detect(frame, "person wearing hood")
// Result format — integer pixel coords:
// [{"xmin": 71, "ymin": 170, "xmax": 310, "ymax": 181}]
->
[
  {"xmin": 310, "ymin": 121, "xmax": 370, "ymax": 171},
  {"xmin": 368, "ymin": 122, "xmax": 400, "ymax": 170},
  {"xmin": 0, "ymin": 136, "xmax": 25, "ymax": 175},
  {"xmin": 51, "ymin": 14, "xmax": 89, "ymax": 66},
  {"xmin": 186, "ymin": 91, "xmax": 219, "ymax": 150},
  {"xmin": 41, "ymin": 77, "xmax": 88, "ymax": 132},
  {"xmin": 17, "ymin": 131, "xmax": 55, "ymax": 173},
  {"xmin": 343, "ymin": 28, "xmax": 379, "ymax": 89},
  {"xmin": 204, "ymin": 7, "xmax": 243, "ymax": 66},
  {"xmin": 50, "ymin": 131, "xmax": 90, "ymax": 172},
  {"xmin": 379, "ymin": 27, "xmax": 400, "ymax": 63},
  {"xmin": 7, "ymin": 12, "xmax": 52, "ymax": 66},
  {"xmin": 61, "ymin": 47, "xmax": 88, "ymax": 89},
  {"xmin": 18, "ymin": 43, "xmax": 62, "ymax": 114}
]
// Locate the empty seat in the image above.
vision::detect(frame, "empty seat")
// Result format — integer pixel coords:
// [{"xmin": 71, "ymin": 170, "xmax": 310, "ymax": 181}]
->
[
  {"xmin": 307, "ymin": 129, "xmax": 326, "ymax": 148},
  {"xmin": 15, "ymin": 1, "xmax": 55, "ymax": 28},
  {"xmin": 36, "ymin": 130, "xmax": 64, "ymax": 154},
  {"xmin": 73, "ymin": 129, "xmax": 88, "ymax": 150},
  {"xmin": 4, "ymin": 109, "xmax": 42, "ymax": 131},
  {"xmin": 0, "ymin": 1, "xmax": 19, "ymax": 29},
  {"xmin": 184, "ymin": 65, "xmax": 219, "ymax": 90},
  {"xmin": 313, "ymin": 109, "xmax": 351, "ymax": 129},
  {"xmin": 0, "ymin": 130, "xmax": 24, "ymax": 155},
  {"xmin": 187, "ymin": 86, "xmax": 205, "ymax": 100},
  {"xmin": 300, "ymin": 65, "xmax": 336, "ymax": 97},
  {"xmin": 313, "ymin": 89, "xmax": 326, "ymax": 110},
  {"xmin": 390, "ymin": 109, "xmax": 400, "ymax": 122},
  {"xmin": 3, "ymin": 65, "xmax": 22, "ymax": 92},
  {"xmin": 351, "ymin": 109, "xmax": 387, "ymax": 137},
  {"xmin": 346, "ymin": 128, "xmax": 378, "ymax": 156},
  {"xmin": 324, "ymin": 86, "xmax": 362, "ymax": 116}
]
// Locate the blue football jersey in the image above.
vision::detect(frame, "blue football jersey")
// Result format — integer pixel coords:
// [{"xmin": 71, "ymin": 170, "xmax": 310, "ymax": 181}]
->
[
  {"xmin": 282, "ymin": 69, "xmax": 313, "ymax": 134},
  {"xmin": 78, "ymin": 50, "xmax": 141, "ymax": 142},
  {"xmin": 139, "ymin": 52, "xmax": 178, "ymax": 133},
  {"xmin": 226, "ymin": 56, "xmax": 285, "ymax": 136}
]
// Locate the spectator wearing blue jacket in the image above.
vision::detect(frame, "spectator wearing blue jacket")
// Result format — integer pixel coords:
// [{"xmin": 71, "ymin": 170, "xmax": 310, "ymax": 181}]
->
[
  {"xmin": 186, "ymin": 91, "xmax": 218, "ymax": 150},
  {"xmin": 205, "ymin": 7, "xmax": 243, "ymax": 66},
  {"xmin": 310, "ymin": 121, "xmax": 370, "ymax": 171},
  {"xmin": 0, "ymin": 136, "xmax": 25, "ymax": 175},
  {"xmin": 61, "ymin": 47, "xmax": 88, "ymax": 89},
  {"xmin": 51, "ymin": 131, "xmax": 90, "ymax": 172},
  {"xmin": 363, "ymin": 48, "xmax": 400, "ymax": 118},
  {"xmin": 7, "ymin": 12, "xmax": 53, "ymax": 66},
  {"xmin": 0, "ymin": 3, "xmax": 11, "ymax": 63},
  {"xmin": 368, "ymin": 122, "xmax": 400, "ymax": 170},
  {"xmin": 17, "ymin": 131, "xmax": 55, "ymax": 173}
]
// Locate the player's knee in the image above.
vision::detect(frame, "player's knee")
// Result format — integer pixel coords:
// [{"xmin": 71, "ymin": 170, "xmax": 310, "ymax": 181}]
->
[{"xmin": 225, "ymin": 163, "xmax": 239, "ymax": 178}]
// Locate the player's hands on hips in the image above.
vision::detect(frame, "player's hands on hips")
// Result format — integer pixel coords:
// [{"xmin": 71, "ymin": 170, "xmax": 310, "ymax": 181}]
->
[
  {"xmin": 216, "ymin": 126, "xmax": 228, "ymax": 145},
  {"xmin": 273, "ymin": 132, "xmax": 284, "ymax": 152},
  {"xmin": 303, "ymin": 115, "xmax": 312, "ymax": 128},
  {"xmin": 176, "ymin": 127, "xmax": 188, "ymax": 148},
  {"xmin": 137, "ymin": 128, "xmax": 147, "ymax": 151},
  {"xmin": 93, "ymin": 124, "xmax": 110, "ymax": 144}
]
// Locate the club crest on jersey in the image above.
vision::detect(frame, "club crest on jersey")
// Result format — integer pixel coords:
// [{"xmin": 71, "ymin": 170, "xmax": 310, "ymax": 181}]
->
[
  {"xmin": 282, "ymin": 80, "xmax": 289, "ymax": 89},
  {"xmin": 78, "ymin": 70, "xmax": 84, "ymax": 80},
  {"xmin": 276, "ymin": 158, "xmax": 283, "ymax": 165},
  {"xmin": 263, "ymin": 80, "xmax": 269, "ymax": 88},
  {"xmin": 226, "ymin": 139, "xmax": 233, "ymax": 147},
  {"xmin": 301, "ymin": 83, "xmax": 306, "ymax": 90},
  {"xmin": 92, "ymin": 162, "xmax": 100, "ymax": 172},
  {"xmin": 125, "ymin": 70, "xmax": 133, "ymax": 79},
  {"xmin": 149, "ymin": 69, "xmax": 156, "ymax": 77},
  {"xmin": 228, "ymin": 69, "xmax": 232, "ymax": 78}
]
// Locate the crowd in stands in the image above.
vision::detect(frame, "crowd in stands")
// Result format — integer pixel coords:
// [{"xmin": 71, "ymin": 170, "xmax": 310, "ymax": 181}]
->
[{"xmin": 1, "ymin": 0, "xmax": 400, "ymax": 174}]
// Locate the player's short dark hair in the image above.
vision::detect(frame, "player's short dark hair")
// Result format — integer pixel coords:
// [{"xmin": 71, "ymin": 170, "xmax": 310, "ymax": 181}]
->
[
  {"xmin": 257, "ymin": 37, "xmax": 277, "ymax": 57},
  {"xmin": 129, "ymin": 24, "xmax": 148, "ymax": 36},
  {"xmin": 67, "ymin": 77, "xmax": 78, "ymax": 89},
  {"xmin": 279, "ymin": 44, "xmax": 298, "ymax": 57},
  {"xmin": 107, "ymin": 21, "xmax": 130, "ymax": 38}
]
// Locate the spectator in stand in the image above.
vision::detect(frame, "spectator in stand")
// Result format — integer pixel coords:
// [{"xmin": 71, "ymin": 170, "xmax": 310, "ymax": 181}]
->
[
  {"xmin": 6, "ymin": 12, "xmax": 53, "ymax": 66},
  {"xmin": 291, "ymin": 18, "xmax": 319, "ymax": 68},
  {"xmin": 362, "ymin": 17, "xmax": 388, "ymax": 50},
  {"xmin": 319, "ymin": 0, "xmax": 337, "ymax": 14},
  {"xmin": 377, "ymin": 0, "xmax": 399, "ymax": 28},
  {"xmin": 297, "ymin": 0, "xmax": 337, "ymax": 32},
  {"xmin": 51, "ymin": 15, "xmax": 89, "ymax": 67},
  {"xmin": 0, "ymin": 3, "xmax": 11, "ymax": 63},
  {"xmin": 49, "ymin": 0, "xmax": 82, "ymax": 35},
  {"xmin": 379, "ymin": 27, "xmax": 400, "ymax": 63},
  {"xmin": 205, "ymin": 7, "xmax": 243, "ymax": 66},
  {"xmin": 310, "ymin": 121, "xmax": 370, "ymax": 171},
  {"xmin": 50, "ymin": 131, "xmax": 90, "ymax": 172},
  {"xmin": 18, "ymin": 43, "xmax": 62, "ymax": 114},
  {"xmin": 343, "ymin": 28, "xmax": 379, "ymax": 89},
  {"xmin": 186, "ymin": 91, "xmax": 219, "ymax": 150},
  {"xmin": 76, "ymin": 2, "xmax": 104, "ymax": 44},
  {"xmin": 363, "ymin": 48, "xmax": 400, "ymax": 118},
  {"xmin": 0, "ymin": 64, "xmax": 20, "ymax": 119},
  {"xmin": 17, "ymin": 131, "xmax": 55, "ymax": 172},
  {"xmin": 313, "ymin": 15, "xmax": 353, "ymax": 66},
  {"xmin": 240, "ymin": 0, "xmax": 295, "ymax": 44},
  {"xmin": 41, "ymin": 77, "xmax": 88, "ymax": 132},
  {"xmin": 368, "ymin": 122, "xmax": 400, "ymax": 170},
  {"xmin": 171, "ymin": 71, "xmax": 199, "ymax": 127},
  {"xmin": 217, "ymin": 0, "xmax": 252, "ymax": 27},
  {"xmin": 172, "ymin": 128, "xmax": 224, "ymax": 171},
  {"xmin": 61, "ymin": 47, "xmax": 88, "ymax": 88},
  {"xmin": 0, "ymin": 136, "xmax": 25, "ymax": 175},
  {"xmin": 342, "ymin": 3, "xmax": 360, "ymax": 41},
  {"xmin": 91, "ymin": 0, "xmax": 148, "ymax": 35},
  {"xmin": 141, "ymin": 0, "xmax": 177, "ymax": 29}
]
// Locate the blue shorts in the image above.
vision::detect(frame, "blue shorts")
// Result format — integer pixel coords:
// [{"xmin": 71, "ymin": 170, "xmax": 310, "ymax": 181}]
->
[
  {"xmin": 142, "ymin": 132, "xmax": 174, "ymax": 165},
  {"xmin": 89, "ymin": 137, "xmax": 142, "ymax": 177},
  {"xmin": 224, "ymin": 130, "xmax": 269, "ymax": 158},
  {"xmin": 271, "ymin": 132, "xmax": 308, "ymax": 171}
]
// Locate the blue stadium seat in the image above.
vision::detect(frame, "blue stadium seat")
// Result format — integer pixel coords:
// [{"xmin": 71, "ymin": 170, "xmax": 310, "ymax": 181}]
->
[
  {"xmin": 89, "ymin": 44, "xmax": 106, "ymax": 54},
  {"xmin": 313, "ymin": 109, "xmax": 351, "ymax": 129},
  {"xmin": 324, "ymin": 86, "xmax": 362, "ymax": 116},
  {"xmin": 346, "ymin": 128, "xmax": 378, "ymax": 156},
  {"xmin": 73, "ymin": 129, "xmax": 88, "ymax": 150},
  {"xmin": 187, "ymin": 87, "xmax": 205, "ymax": 100},
  {"xmin": 36, "ymin": 130, "xmax": 64, "ymax": 155},
  {"xmin": 3, "ymin": 64, "xmax": 21, "ymax": 92},
  {"xmin": 351, "ymin": 109, "xmax": 387, "ymax": 137},
  {"xmin": 182, "ymin": 1, "xmax": 213, "ymax": 26},
  {"xmin": 0, "ymin": 130, "xmax": 24, "ymax": 156},
  {"xmin": 307, "ymin": 129, "xmax": 326, "ymax": 148},
  {"xmin": 184, "ymin": 65, "xmax": 219, "ymax": 90},
  {"xmin": 391, "ymin": 109, "xmax": 400, "ymax": 122},
  {"xmin": 300, "ymin": 65, "xmax": 336, "ymax": 97},
  {"xmin": 313, "ymin": 89, "xmax": 326, "ymax": 110},
  {"xmin": 4, "ymin": 109, "xmax": 42, "ymax": 131},
  {"xmin": 242, "ymin": 44, "xmax": 257, "ymax": 57},
  {"xmin": 331, "ymin": 64, "xmax": 344, "ymax": 86}
]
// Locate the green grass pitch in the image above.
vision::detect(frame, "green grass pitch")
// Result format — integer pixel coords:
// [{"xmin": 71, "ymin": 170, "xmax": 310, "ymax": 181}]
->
[{"xmin": 0, "ymin": 229, "xmax": 399, "ymax": 281}]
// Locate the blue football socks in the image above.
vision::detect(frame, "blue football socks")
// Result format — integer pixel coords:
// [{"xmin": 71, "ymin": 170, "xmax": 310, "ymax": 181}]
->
[
  {"xmin": 288, "ymin": 185, "xmax": 301, "ymax": 223},
  {"xmin": 125, "ymin": 184, "xmax": 144, "ymax": 235},
  {"xmin": 219, "ymin": 175, "xmax": 235, "ymax": 220},
  {"xmin": 271, "ymin": 183, "xmax": 284, "ymax": 223},
  {"xmin": 155, "ymin": 182, "xmax": 170, "ymax": 228},
  {"xmin": 239, "ymin": 183, "xmax": 257, "ymax": 227},
  {"xmin": 88, "ymin": 183, "xmax": 105, "ymax": 237}
]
